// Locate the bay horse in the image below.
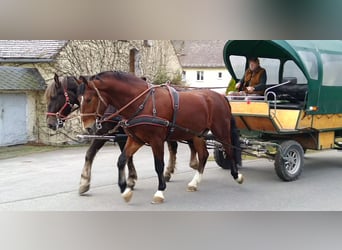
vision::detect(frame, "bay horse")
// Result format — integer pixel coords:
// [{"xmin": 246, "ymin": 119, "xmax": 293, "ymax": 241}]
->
[
  {"xmin": 45, "ymin": 74, "xmax": 197, "ymax": 194},
  {"xmin": 78, "ymin": 71, "xmax": 244, "ymax": 204}
]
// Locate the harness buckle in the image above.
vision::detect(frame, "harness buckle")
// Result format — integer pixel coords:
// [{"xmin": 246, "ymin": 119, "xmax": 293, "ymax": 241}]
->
[
  {"xmin": 96, "ymin": 118, "xmax": 102, "ymax": 130},
  {"xmin": 57, "ymin": 117, "xmax": 63, "ymax": 126}
]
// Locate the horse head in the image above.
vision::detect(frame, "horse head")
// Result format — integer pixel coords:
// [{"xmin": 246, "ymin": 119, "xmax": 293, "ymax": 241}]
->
[
  {"xmin": 45, "ymin": 73, "xmax": 79, "ymax": 130},
  {"xmin": 78, "ymin": 76, "xmax": 109, "ymax": 134}
]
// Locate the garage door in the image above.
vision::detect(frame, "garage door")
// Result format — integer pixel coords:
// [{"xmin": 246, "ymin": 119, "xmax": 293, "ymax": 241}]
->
[{"xmin": 0, "ymin": 93, "xmax": 27, "ymax": 146}]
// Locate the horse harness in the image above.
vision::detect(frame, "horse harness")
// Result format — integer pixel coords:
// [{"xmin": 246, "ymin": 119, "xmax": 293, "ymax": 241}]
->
[
  {"xmin": 85, "ymin": 80, "xmax": 206, "ymax": 145},
  {"xmin": 119, "ymin": 84, "xmax": 181, "ymax": 143}
]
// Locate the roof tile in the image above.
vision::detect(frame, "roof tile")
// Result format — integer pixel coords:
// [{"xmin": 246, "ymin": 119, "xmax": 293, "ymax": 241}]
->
[
  {"xmin": 0, "ymin": 66, "xmax": 46, "ymax": 90},
  {"xmin": 173, "ymin": 40, "xmax": 227, "ymax": 68},
  {"xmin": 0, "ymin": 40, "xmax": 67, "ymax": 61}
]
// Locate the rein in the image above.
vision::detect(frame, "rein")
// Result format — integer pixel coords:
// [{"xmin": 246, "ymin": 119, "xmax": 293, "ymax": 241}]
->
[{"xmin": 101, "ymin": 85, "xmax": 157, "ymax": 122}]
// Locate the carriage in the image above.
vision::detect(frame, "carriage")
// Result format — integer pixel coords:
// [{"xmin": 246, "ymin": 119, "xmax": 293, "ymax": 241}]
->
[{"xmin": 213, "ymin": 40, "xmax": 342, "ymax": 181}]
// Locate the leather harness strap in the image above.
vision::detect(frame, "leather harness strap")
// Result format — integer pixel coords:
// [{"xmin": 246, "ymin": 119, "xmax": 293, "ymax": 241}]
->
[
  {"xmin": 167, "ymin": 85, "xmax": 179, "ymax": 134},
  {"xmin": 117, "ymin": 84, "xmax": 180, "ymax": 144}
]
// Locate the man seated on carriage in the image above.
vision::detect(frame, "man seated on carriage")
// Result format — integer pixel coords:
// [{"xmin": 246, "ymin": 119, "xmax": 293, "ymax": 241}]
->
[{"xmin": 228, "ymin": 57, "xmax": 267, "ymax": 96}]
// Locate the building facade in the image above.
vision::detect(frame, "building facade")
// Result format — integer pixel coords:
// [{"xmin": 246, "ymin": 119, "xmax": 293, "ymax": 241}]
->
[{"xmin": 173, "ymin": 40, "xmax": 230, "ymax": 93}]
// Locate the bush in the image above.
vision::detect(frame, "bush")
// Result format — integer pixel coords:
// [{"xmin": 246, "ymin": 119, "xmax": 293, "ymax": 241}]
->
[{"xmin": 152, "ymin": 68, "xmax": 183, "ymax": 85}]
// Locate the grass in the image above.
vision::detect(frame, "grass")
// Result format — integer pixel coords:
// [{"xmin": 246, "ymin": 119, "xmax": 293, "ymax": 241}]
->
[
  {"xmin": 0, "ymin": 144, "xmax": 58, "ymax": 160},
  {"xmin": 0, "ymin": 143, "xmax": 88, "ymax": 160}
]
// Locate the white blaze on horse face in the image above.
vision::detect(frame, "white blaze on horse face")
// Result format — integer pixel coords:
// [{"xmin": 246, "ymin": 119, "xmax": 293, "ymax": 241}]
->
[
  {"xmin": 80, "ymin": 95, "xmax": 84, "ymax": 108},
  {"xmin": 80, "ymin": 96, "xmax": 86, "ymax": 130}
]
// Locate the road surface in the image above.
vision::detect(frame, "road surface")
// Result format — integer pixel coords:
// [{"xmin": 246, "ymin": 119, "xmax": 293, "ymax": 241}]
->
[{"xmin": 1, "ymin": 143, "xmax": 342, "ymax": 210}]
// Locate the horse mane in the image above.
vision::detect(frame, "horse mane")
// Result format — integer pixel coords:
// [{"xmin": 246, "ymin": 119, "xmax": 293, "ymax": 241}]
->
[
  {"xmin": 44, "ymin": 79, "xmax": 59, "ymax": 102},
  {"xmin": 78, "ymin": 71, "xmax": 145, "ymax": 96},
  {"xmin": 45, "ymin": 76, "xmax": 78, "ymax": 102},
  {"xmin": 91, "ymin": 71, "xmax": 142, "ymax": 83},
  {"xmin": 78, "ymin": 82, "xmax": 86, "ymax": 96}
]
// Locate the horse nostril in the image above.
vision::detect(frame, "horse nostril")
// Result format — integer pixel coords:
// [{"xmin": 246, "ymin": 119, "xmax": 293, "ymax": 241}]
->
[{"xmin": 48, "ymin": 123, "xmax": 57, "ymax": 131}]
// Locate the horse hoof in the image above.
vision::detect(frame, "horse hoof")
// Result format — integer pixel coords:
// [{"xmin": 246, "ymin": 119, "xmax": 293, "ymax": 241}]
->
[
  {"xmin": 79, "ymin": 184, "xmax": 90, "ymax": 195},
  {"xmin": 236, "ymin": 173, "xmax": 244, "ymax": 184},
  {"xmin": 122, "ymin": 188, "xmax": 133, "ymax": 203},
  {"xmin": 151, "ymin": 196, "xmax": 164, "ymax": 204},
  {"xmin": 164, "ymin": 175, "xmax": 171, "ymax": 182},
  {"xmin": 187, "ymin": 185, "xmax": 197, "ymax": 192},
  {"xmin": 151, "ymin": 191, "xmax": 165, "ymax": 204}
]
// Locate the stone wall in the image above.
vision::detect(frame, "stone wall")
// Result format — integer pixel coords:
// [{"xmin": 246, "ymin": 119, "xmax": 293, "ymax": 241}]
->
[{"xmin": 54, "ymin": 40, "xmax": 182, "ymax": 82}]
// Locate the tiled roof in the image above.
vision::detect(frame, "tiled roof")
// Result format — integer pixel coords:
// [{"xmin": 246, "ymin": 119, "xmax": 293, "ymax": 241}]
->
[
  {"xmin": 0, "ymin": 40, "xmax": 68, "ymax": 62},
  {"xmin": 0, "ymin": 66, "xmax": 46, "ymax": 90},
  {"xmin": 173, "ymin": 40, "xmax": 227, "ymax": 68}
]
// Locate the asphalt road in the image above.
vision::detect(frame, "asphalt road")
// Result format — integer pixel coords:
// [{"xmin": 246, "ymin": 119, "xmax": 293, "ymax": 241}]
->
[{"xmin": 1, "ymin": 143, "xmax": 342, "ymax": 211}]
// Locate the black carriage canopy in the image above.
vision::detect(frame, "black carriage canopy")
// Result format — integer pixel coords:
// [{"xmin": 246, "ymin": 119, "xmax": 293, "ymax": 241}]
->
[{"xmin": 223, "ymin": 40, "xmax": 342, "ymax": 115}]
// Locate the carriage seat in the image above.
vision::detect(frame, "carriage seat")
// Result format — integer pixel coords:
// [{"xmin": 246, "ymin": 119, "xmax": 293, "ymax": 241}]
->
[{"xmin": 266, "ymin": 77, "xmax": 308, "ymax": 110}]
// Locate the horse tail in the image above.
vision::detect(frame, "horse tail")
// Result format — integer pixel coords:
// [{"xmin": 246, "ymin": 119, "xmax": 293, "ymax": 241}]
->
[{"xmin": 224, "ymin": 97, "xmax": 242, "ymax": 167}]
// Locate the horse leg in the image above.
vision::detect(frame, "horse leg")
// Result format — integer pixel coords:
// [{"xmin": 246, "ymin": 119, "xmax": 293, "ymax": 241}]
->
[
  {"xmin": 188, "ymin": 140, "xmax": 199, "ymax": 170},
  {"xmin": 230, "ymin": 117, "xmax": 244, "ymax": 183},
  {"xmin": 151, "ymin": 140, "xmax": 167, "ymax": 204},
  {"xmin": 187, "ymin": 137, "xmax": 208, "ymax": 192},
  {"xmin": 127, "ymin": 156, "xmax": 137, "ymax": 189},
  {"xmin": 211, "ymin": 118, "xmax": 244, "ymax": 184},
  {"xmin": 79, "ymin": 139, "xmax": 106, "ymax": 195},
  {"xmin": 164, "ymin": 141, "xmax": 177, "ymax": 182},
  {"xmin": 118, "ymin": 138, "xmax": 138, "ymax": 189},
  {"xmin": 118, "ymin": 137, "xmax": 142, "ymax": 203}
]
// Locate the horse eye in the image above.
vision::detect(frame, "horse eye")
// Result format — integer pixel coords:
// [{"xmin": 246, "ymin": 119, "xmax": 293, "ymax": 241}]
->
[{"xmin": 86, "ymin": 98, "xmax": 92, "ymax": 103}]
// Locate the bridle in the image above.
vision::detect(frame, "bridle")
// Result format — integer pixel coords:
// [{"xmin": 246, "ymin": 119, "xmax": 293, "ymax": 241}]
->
[
  {"xmin": 46, "ymin": 87, "xmax": 74, "ymax": 126},
  {"xmin": 79, "ymin": 81, "xmax": 108, "ymax": 130}
]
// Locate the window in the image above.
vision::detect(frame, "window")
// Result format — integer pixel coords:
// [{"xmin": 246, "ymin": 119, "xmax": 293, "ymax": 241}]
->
[
  {"xmin": 218, "ymin": 72, "xmax": 223, "ymax": 79},
  {"xmin": 297, "ymin": 50, "xmax": 318, "ymax": 80},
  {"xmin": 321, "ymin": 53, "xmax": 342, "ymax": 86},
  {"xmin": 229, "ymin": 56, "xmax": 280, "ymax": 84},
  {"xmin": 197, "ymin": 71, "xmax": 204, "ymax": 81},
  {"xmin": 283, "ymin": 60, "xmax": 307, "ymax": 84},
  {"xmin": 144, "ymin": 40, "xmax": 153, "ymax": 47},
  {"xmin": 258, "ymin": 58, "xmax": 280, "ymax": 84},
  {"xmin": 229, "ymin": 55, "xmax": 246, "ymax": 79},
  {"xmin": 182, "ymin": 71, "xmax": 186, "ymax": 81}
]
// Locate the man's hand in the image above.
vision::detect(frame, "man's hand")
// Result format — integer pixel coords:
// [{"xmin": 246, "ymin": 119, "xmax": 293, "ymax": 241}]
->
[
  {"xmin": 235, "ymin": 82, "xmax": 241, "ymax": 90},
  {"xmin": 246, "ymin": 86, "xmax": 255, "ymax": 93}
]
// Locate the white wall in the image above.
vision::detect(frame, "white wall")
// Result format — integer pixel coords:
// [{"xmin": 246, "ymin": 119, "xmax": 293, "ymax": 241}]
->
[{"xmin": 183, "ymin": 67, "xmax": 231, "ymax": 93}]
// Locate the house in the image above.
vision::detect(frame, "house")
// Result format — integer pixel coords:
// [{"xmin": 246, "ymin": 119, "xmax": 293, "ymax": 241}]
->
[
  {"xmin": 173, "ymin": 40, "xmax": 230, "ymax": 93},
  {"xmin": 0, "ymin": 40, "xmax": 182, "ymax": 146}
]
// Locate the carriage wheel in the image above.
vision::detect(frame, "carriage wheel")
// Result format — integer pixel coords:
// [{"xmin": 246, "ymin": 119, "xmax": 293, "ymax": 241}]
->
[
  {"xmin": 274, "ymin": 140, "xmax": 304, "ymax": 181},
  {"xmin": 213, "ymin": 148, "xmax": 232, "ymax": 169}
]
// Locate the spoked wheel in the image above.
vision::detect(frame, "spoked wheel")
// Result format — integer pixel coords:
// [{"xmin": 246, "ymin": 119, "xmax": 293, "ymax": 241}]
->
[
  {"xmin": 213, "ymin": 148, "xmax": 232, "ymax": 170},
  {"xmin": 275, "ymin": 140, "xmax": 304, "ymax": 181}
]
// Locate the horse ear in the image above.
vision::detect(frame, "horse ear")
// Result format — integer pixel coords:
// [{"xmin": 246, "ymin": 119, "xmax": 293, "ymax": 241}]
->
[
  {"xmin": 73, "ymin": 76, "xmax": 83, "ymax": 85},
  {"xmin": 54, "ymin": 73, "xmax": 61, "ymax": 88},
  {"xmin": 79, "ymin": 75, "xmax": 88, "ymax": 85}
]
